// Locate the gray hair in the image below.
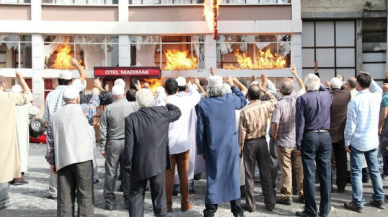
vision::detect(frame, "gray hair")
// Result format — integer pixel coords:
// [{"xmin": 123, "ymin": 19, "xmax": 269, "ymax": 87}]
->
[
  {"xmin": 347, "ymin": 77, "xmax": 357, "ymax": 88},
  {"xmin": 206, "ymin": 86, "xmax": 226, "ymax": 97},
  {"xmin": 136, "ymin": 89, "xmax": 154, "ymax": 108},
  {"xmin": 279, "ymin": 79, "xmax": 294, "ymax": 95},
  {"xmin": 114, "ymin": 78, "xmax": 126, "ymax": 88},
  {"xmin": 305, "ymin": 73, "xmax": 320, "ymax": 91},
  {"xmin": 330, "ymin": 77, "xmax": 342, "ymax": 89},
  {"xmin": 63, "ymin": 96, "xmax": 79, "ymax": 102}
]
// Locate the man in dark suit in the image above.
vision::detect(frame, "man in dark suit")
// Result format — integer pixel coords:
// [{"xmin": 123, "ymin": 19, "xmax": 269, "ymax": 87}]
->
[
  {"xmin": 123, "ymin": 88, "xmax": 181, "ymax": 217},
  {"xmin": 326, "ymin": 77, "xmax": 351, "ymax": 193}
]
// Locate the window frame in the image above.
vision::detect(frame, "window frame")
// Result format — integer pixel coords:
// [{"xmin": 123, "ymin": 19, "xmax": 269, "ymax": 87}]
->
[{"xmin": 0, "ymin": 34, "xmax": 32, "ymax": 69}]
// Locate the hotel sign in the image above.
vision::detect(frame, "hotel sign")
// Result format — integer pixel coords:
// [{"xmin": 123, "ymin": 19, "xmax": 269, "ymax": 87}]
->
[{"xmin": 94, "ymin": 67, "xmax": 161, "ymax": 78}]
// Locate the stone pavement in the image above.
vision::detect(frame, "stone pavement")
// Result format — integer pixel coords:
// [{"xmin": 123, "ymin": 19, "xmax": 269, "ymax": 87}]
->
[{"xmin": 1, "ymin": 143, "xmax": 388, "ymax": 217}]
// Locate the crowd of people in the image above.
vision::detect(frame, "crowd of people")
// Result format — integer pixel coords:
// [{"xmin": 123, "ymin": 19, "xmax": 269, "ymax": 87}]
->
[{"xmin": 0, "ymin": 58, "xmax": 388, "ymax": 217}]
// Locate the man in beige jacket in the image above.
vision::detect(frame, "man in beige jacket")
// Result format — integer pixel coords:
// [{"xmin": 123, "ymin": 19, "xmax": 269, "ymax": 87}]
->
[{"xmin": 0, "ymin": 72, "xmax": 33, "ymax": 210}]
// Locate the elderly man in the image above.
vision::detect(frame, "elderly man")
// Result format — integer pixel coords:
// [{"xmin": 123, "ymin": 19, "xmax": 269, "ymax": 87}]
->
[
  {"xmin": 0, "ymin": 72, "xmax": 33, "ymax": 210},
  {"xmin": 344, "ymin": 72, "xmax": 385, "ymax": 212},
  {"xmin": 43, "ymin": 58, "xmax": 86, "ymax": 199},
  {"xmin": 123, "ymin": 89, "xmax": 181, "ymax": 217},
  {"xmin": 239, "ymin": 78, "xmax": 277, "ymax": 212},
  {"xmin": 295, "ymin": 74, "xmax": 333, "ymax": 217},
  {"xmin": 10, "ymin": 85, "xmax": 39, "ymax": 185},
  {"xmin": 325, "ymin": 77, "xmax": 351, "ymax": 193},
  {"xmin": 99, "ymin": 85, "xmax": 139, "ymax": 211},
  {"xmin": 197, "ymin": 75, "xmax": 247, "ymax": 217},
  {"xmin": 164, "ymin": 77, "xmax": 201, "ymax": 212},
  {"xmin": 272, "ymin": 66, "xmax": 306, "ymax": 205},
  {"xmin": 345, "ymin": 77, "xmax": 358, "ymax": 98},
  {"xmin": 49, "ymin": 86, "xmax": 99, "ymax": 216}
]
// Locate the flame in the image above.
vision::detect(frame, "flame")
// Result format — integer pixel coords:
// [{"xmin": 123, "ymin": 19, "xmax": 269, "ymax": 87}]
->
[
  {"xmin": 144, "ymin": 78, "xmax": 163, "ymax": 93},
  {"xmin": 163, "ymin": 49, "xmax": 198, "ymax": 70},
  {"xmin": 203, "ymin": 0, "xmax": 222, "ymax": 33},
  {"xmin": 51, "ymin": 38, "xmax": 82, "ymax": 69},
  {"xmin": 224, "ymin": 49, "xmax": 287, "ymax": 70}
]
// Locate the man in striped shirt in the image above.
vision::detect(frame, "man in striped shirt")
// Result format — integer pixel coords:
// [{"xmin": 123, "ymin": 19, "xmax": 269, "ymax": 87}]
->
[{"xmin": 239, "ymin": 79, "xmax": 277, "ymax": 212}]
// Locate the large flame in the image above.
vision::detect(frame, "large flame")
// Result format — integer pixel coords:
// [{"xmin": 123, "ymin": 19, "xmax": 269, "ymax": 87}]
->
[
  {"xmin": 51, "ymin": 38, "xmax": 82, "ymax": 69},
  {"xmin": 144, "ymin": 78, "xmax": 163, "ymax": 93},
  {"xmin": 203, "ymin": 0, "xmax": 222, "ymax": 33},
  {"xmin": 163, "ymin": 49, "xmax": 198, "ymax": 70},
  {"xmin": 224, "ymin": 49, "xmax": 287, "ymax": 70}
]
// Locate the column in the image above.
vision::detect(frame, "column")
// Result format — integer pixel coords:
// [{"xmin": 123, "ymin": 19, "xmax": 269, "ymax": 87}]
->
[
  {"xmin": 292, "ymin": 33, "xmax": 303, "ymax": 91},
  {"xmin": 204, "ymin": 34, "xmax": 217, "ymax": 70},
  {"xmin": 119, "ymin": 0, "xmax": 130, "ymax": 66},
  {"xmin": 356, "ymin": 19, "xmax": 363, "ymax": 74}
]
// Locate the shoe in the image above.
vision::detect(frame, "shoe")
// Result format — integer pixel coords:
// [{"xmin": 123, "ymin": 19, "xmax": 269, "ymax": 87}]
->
[
  {"xmin": 172, "ymin": 191, "xmax": 179, "ymax": 196},
  {"xmin": 47, "ymin": 194, "xmax": 57, "ymax": 199},
  {"xmin": 370, "ymin": 198, "xmax": 385, "ymax": 209},
  {"xmin": 234, "ymin": 213, "xmax": 244, "ymax": 217},
  {"xmin": 381, "ymin": 174, "xmax": 388, "ymax": 180},
  {"xmin": 344, "ymin": 201, "xmax": 363, "ymax": 213},
  {"xmin": 266, "ymin": 205, "xmax": 275, "ymax": 211},
  {"xmin": 105, "ymin": 202, "xmax": 115, "ymax": 211},
  {"xmin": 292, "ymin": 189, "xmax": 298, "ymax": 196},
  {"xmin": 189, "ymin": 189, "xmax": 195, "ymax": 195},
  {"xmin": 337, "ymin": 188, "xmax": 345, "ymax": 193},
  {"xmin": 241, "ymin": 204, "xmax": 254, "ymax": 212},
  {"xmin": 277, "ymin": 197, "xmax": 292, "ymax": 205},
  {"xmin": 298, "ymin": 195, "xmax": 305, "ymax": 204},
  {"xmin": 181, "ymin": 203, "xmax": 193, "ymax": 212},
  {"xmin": 93, "ymin": 179, "xmax": 99, "ymax": 184},
  {"xmin": 0, "ymin": 202, "xmax": 12, "ymax": 210},
  {"xmin": 14, "ymin": 179, "xmax": 29, "ymax": 185},
  {"xmin": 295, "ymin": 211, "xmax": 317, "ymax": 217}
]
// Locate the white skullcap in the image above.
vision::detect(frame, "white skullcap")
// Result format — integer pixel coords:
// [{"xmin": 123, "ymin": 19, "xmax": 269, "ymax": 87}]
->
[
  {"xmin": 114, "ymin": 78, "xmax": 126, "ymax": 88},
  {"xmin": 250, "ymin": 81, "xmax": 259, "ymax": 86},
  {"xmin": 330, "ymin": 77, "xmax": 342, "ymax": 89},
  {"xmin": 176, "ymin": 77, "xmax": 187, "ymax": 86},
  {"xmin": 59, "ymin": 71, "xmax": 72, "ymax": 80},
  {"xmin": 63, "ymin": 86, "xmax": 79, "ymax": 99},
  {"xmin": 81, "ymin": 80, "xmax": 87, "ymax": 91},
  {"xmin": 112, "ymin": 85, "xmax": 125, "ymax": 96},
  {"xmin": 207, "ymin": 75, "xmax": 223, "ymax": 88},
  {"xmin": 224, "ymin": 83, "xmax": 232, "ymax": 94},
  {"xmin": 156, "ymin": 86, "xmax": 165, "ymax": 96},
  {"xmin": 11, "ymin": 85, "xmax": 22, "ymax": 93}
]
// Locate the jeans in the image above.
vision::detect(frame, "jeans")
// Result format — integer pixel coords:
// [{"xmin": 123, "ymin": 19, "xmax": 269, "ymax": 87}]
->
[
  {"xmin": 382, "ymin": 154, "xmax": 388, "ymax": 175},
  {"xmin": 301, "ymin": 132, "xmax": 332, "ymax": 216},
  {"xmin": 0, "ymin": 183, "xmax": 9, "ymax": 206},
  {"xmin": 349, "ymin": 146, "xmax": 385, "ymax": 207}
]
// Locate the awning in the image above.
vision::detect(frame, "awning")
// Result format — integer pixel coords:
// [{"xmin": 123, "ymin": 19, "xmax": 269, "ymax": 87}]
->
[{"xmin": 94, "ymin": 66, "xmax": 161, "ymax": 79}]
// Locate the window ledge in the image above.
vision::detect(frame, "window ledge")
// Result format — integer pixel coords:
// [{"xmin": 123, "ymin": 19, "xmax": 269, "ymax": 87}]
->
[
  {"xmin": 0, "ymin": 3, "xmax": 31, "ymax": 5},
  {"xmin": 41, "ymin": 3, "xmax": 118, "ymax": 7},
  {"xmin": 128, "ymin": 3, "xmax": 291, "ymax": 7}
]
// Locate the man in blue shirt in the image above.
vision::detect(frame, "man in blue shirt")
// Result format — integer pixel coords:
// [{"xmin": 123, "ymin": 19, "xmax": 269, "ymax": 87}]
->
[
  {"xmin": 379, "ymin": 79, "xmax": 388, "ymax": 180},
  {"xmin": 295, "ymin": 73, "xmax": 333, "ymax": 217},
  {"xmin": 344, "ymin": 72, "xmax": 385, "ymax": 212}
]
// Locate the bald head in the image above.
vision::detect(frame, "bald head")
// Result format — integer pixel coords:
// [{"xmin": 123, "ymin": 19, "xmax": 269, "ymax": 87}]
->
[
  {"xmin": 248, "ymin": 84, "xmax": 261, "ymax": 101},
  {"xmin": 346, "ymin": 77, "xmax": 357, "ymax": 90},
  {"xmin": 280, "ymin": 79, "xmax": 294, "ymax": 95},
  {"xmin": 0, "ymin": 75, "xmax": 6, "ymax": 90}
]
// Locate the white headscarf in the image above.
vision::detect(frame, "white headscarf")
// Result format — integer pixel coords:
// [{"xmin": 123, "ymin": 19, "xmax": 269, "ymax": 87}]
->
[{"xmin": 154, "ymin": 86, "xmax": 167, "ymax": 106}]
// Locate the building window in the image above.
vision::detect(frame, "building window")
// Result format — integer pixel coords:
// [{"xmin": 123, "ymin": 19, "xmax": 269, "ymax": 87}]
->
[
  {"xmin": 0, "ymin": 35, "xmax": 32, "ymax": 69},
  {"xmin": 42, "ymin": 0, "xmax": 117, "ymax": 4},
  {"xmin": 130, "ymin": 35, "xmax": 205, "ymax": 70},
  {"xmin": 0, "ymin": 0, "xmax": 31, "ymax": 3},
  {"xmin": 129, "ymin": 0, "xmax": 290, "ymax": 4},
  {"xmin": 216, "ymin": 34, "xmax": 291, "ymax": 70},
  {"xmin": 302, "ymin": 21, "xmax": 356, "ymax": 82},
  {"xmin": 4, "ymin": 78, "xmax": 32, "ymax": 92},
  {"xmin": 44, "ymin": 35, "xmax": 119, "ymax": 70}
]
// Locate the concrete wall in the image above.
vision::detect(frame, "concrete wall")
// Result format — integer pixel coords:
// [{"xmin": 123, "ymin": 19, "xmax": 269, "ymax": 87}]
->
[{"xmin": 301, "ymin": 0, "xmax": 386, "ymax": 13}]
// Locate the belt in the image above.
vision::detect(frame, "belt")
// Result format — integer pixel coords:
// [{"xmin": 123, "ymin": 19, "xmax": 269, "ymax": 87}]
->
[{"xmin": 304, "ymin": 129, "xmax": 329, "ymax": 133}]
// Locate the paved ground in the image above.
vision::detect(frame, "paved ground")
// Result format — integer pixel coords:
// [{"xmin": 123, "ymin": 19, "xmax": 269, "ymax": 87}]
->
[{"xmin": 1, "ymin": 143, "xmax": 388, "ymax": 217}]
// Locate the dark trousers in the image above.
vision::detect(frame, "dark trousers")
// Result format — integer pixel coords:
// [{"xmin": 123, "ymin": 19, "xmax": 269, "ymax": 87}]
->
[
  {"xmin": 269, "ymin": 135, "xmax": 279, "ymax": 195},
  {"xmin": 383, "ymin": 154, "xmax": 388, "ymax": 175},
  {"xmin": 103, "ymin": 139, "xmax": 129, "ymax": 203},
  {"xmin": 128, "ymin": 171, "xmax": 166, "ymax": 217},
  {"xmin": 57, "ymin": 160, "xmax": 94, "ymax": 217},
  {"xmin": 332, "ymin": 139, "xmax": 347, "ymax": 190},
  {"xmin": 204, "ymin": 199, "xmax": 243, "ymax": 217},
  {"xmin": 301, "ymin": 132, "xmax": 332, "ymax": 217},
  {"xmin": 244, "ymin": 137, "xmax": 275, "ymax": 211}
]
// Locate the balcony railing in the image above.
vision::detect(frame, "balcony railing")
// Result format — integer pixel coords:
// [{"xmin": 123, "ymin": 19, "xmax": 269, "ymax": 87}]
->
[
  {"xmin": 0, "ymin": 0, "xmax": 31, "ymax": 3},
  {"xmin": 129, "ymin": 0, "xmax": 290, "ymax": 4},
  {"xmin": 42, "ymin": 0, "xmax": 117, "ymax": 4}
]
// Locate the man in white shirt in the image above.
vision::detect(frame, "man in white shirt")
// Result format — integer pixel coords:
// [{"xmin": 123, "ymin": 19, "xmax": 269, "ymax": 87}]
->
[
  {"xmin": 164, "ymin": 77, "xmax": 200, "ymax": 212},
  {"xmin": 344, "ymin": 72, "xmax": 385, "ymax": 212}
]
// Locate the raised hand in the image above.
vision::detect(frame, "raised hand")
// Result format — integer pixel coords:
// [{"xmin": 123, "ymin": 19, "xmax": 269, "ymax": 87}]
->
[
  {"xmin": 385, "ymin": 70, "xmax": 388, "ymax": 79},
  {"xmin": 104, "ymin": 85, "xmax": 109, "ymax": 92},
  {"xmin": 252, "ymin": 75, "xmax": 258, "ymax": 82},
  {"xmin": 15, "ymin": 70, "xmax": 24, "ymax": 81},
  {"xmin": 290, "ymin": 64, "xmax": 297, "ymax": 76},
  {"xmin": 314, "ymin": 61, "xmax": 318, "ymax": 72},
  {"xmin": 70, "ymin": 58, "xmax": 79, "ymax": 67},
  {"xmin": 210, "ymin": 67, "xmax": 216, "ymax": 76},
  {"xmin": 135, "ymin": 80, "xmax": 141, "ymax": 91},
  {"xmin": 224, "ymin": 75, "xmax": 234, "ymax": 87},
  {"xmin": 324, "ymin": 80, "xmax": 331, "ymax": 88},
  {"xmin": 194, "ymin": 77, "xmax": 200, "ymax": 85},
  {"xmin": 187, "ymin": 80, "xmax": 192, "ymax": 87},
  {"xmin": 337, "ymin": 75, "xmax": 344, "ymax": 81},
  {"xmin": 94, "ymin": 78, "xmax": 102, "ymax": 88},
  {"xmin": 261, "ymin": 73, "xmax": 268, "ymax": 82}
]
